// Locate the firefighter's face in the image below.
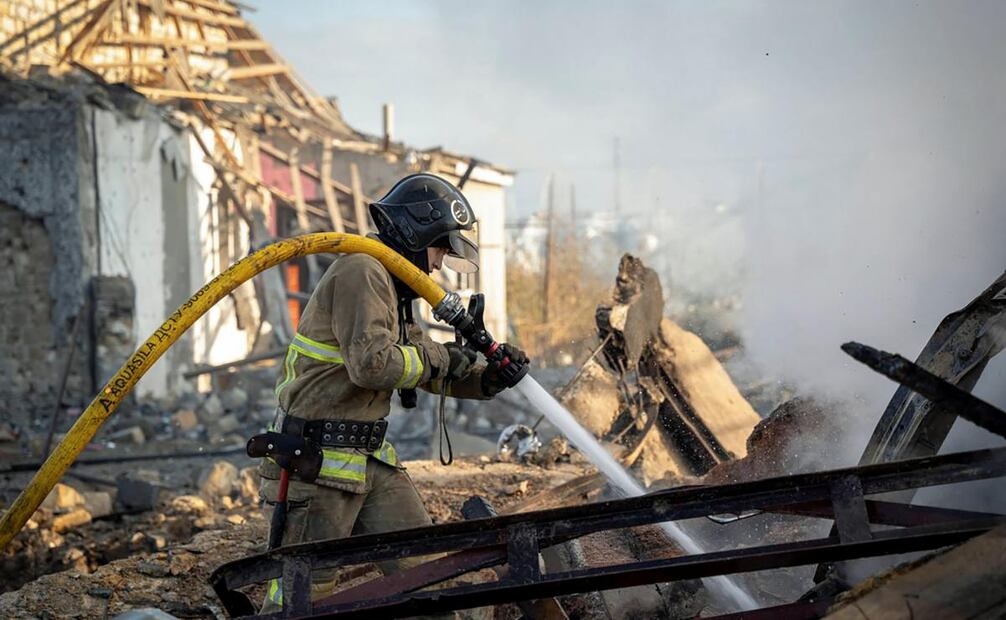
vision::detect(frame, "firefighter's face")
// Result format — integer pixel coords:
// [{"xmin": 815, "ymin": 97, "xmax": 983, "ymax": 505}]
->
[{"xmin": 427, "ymin": 246, "xmax": 448, "ymax": 271}]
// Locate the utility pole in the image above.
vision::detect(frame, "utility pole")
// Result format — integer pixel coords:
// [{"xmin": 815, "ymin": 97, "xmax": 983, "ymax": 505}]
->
[{"xmin": 542, "ymin": 173, "xmax": 555, "ymax": 325}]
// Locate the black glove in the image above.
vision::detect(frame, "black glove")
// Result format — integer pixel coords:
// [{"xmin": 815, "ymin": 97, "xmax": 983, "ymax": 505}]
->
[
  {"xmin": 481, "ymin": 343, "xmax": 529, "ymax": 396},
  {"xmin": 443, "ymin": 342, "xmax": 478, "ymax": 381}
]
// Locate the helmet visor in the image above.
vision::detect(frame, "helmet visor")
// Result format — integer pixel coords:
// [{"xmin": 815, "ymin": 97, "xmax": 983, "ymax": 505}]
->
[{"xmin": 441, "ymin": 230, "xmax": 479, "ymax": 273}]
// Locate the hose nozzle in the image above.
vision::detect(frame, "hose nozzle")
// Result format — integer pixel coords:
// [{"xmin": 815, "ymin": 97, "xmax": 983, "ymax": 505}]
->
[{"xmin": 434, "ymin": 293, "xmax": 528, "ymax": 388}]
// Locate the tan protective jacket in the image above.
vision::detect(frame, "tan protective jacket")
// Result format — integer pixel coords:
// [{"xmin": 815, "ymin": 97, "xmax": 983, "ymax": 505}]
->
[{"xmin": 263, "ymin": 252, "xmax": 487, "ymax": 492}]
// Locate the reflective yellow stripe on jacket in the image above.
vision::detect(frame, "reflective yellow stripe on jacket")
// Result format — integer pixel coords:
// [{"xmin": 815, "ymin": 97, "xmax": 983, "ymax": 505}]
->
[
  {"xmin": 320, "ymin": 449, "xmax": 367, "ymax": 482},
  {"xmin": 267, "ymin": 578, "xmax": 283, "ymax": 605},
  {"xmin": 272, "ymin": 333, "xmax": 400, "ymax": 486},
  {"xmin": 275, "ymin": 334, "xmax": 343, "ymax": 399},
  {"xmin": 289, "ymin": 333, "xmax": 344, "ymax": 363},
  {"xmin": 394, "ymin": 344, "xmax": 423, "ymax": 389}
]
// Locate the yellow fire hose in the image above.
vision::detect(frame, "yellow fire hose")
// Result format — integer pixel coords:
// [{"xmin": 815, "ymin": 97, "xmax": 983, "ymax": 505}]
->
[{"xmin": 0, "ymin": 233, "xmax": 447, "ymax": 551}]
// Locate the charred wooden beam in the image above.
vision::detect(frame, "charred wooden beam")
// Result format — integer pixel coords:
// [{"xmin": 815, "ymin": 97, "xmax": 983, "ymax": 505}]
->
[
  {"xmin": 861, "ymin": 271, "xmax": 1006, "ymax": 464},
  {"xmin": 843, "ymin": 341, "xmax": 1006, "ymax": 439}
]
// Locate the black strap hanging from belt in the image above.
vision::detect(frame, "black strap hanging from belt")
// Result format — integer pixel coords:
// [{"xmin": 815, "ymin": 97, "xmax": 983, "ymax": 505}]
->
[
  {"xmin": 438, "ymin": 378, "xmax": 453, "ymax": 465},
  {"xmin": 398, "ymin": 298, "xmax": 418, "ymax": 409},
  {"xmin": 398, "ymin": 296, "xmax": 453, "ymax": 465}
]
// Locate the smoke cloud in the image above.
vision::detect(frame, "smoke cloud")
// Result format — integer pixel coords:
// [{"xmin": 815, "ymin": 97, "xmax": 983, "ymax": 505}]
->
[{"xmin": 251, "ymin": 1, "xmax": 1006, "ymax": 462}]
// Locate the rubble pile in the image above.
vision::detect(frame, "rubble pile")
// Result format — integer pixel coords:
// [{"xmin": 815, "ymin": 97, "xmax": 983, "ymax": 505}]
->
[
  {"xmin": 3, "ymin": 254, "xmax": 999, "ymax": 618},
  {"xmin": 1, "ymin": 460, "xmax": 263, "ymax": 595},
  {"xmin": 0, "ymin": 516, "xmax": 267, "ymax": 619},
  {"xmin": 559, "ymin": 254, "xmax": 762, "ymax": 486},
  {"xmin": 0, "ymin": 456, "xmax": 594, "ymax": 619},
  {"xmin": 702, "ymin": 396, "xmax": 849, "ymax": 485},
  {"xmin": 1, "ymin": 368, "xmax": 279, "ymax": 468}
]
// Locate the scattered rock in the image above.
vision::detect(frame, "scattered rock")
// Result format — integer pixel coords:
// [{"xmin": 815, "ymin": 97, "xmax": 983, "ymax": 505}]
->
[
  {"xmin": 506, "ymin": 480, "xmax": 530, "ymax": 496},
  {"xmin": 215, "ymin": 413, "xmax": 241, "ymax": 434},
  {"xmin": 220, "ymin": 387, "xmax": 249, "ymax": 412},
  {"xmin": 198, "ymin": 394, "xmax": 224, "ymax": 422},
  {"xmin": 41, "ymin": 483, "xmax": 85, "ymax": 512},
  {"xmin": 52, "ymin": 508, "xmax": 92, "ymax": 532},
  {"xmin": 109, "ymin": 425, "xmax": 146, "ymax": 445},
  {"xmin": 83, "ymin": 491, "xmax": 114, "ymax": 518},
  {"xmin": 197, "ymin": 461, "xmax": 238, "ymax": 501},
  {"xmin": 171, "ymin": 409, "xmax": 198, "ymax": 431},
  {"xmin": 130, "ymin": 533, "xmax": 168, "ymax": 551},
  {"xmin": 170, "ymin": 495, "xmax": 209, "ymax": 516},
  {"xmin": 116, "ymin": 477, "xmax": 160, "ymax": 513},
  {"xmin": 193, "ymin": 516, "xmax": 220, "ymax": 530},
  {"xmin": 225, "ymin": 514, "xmax": 245, "ymax": 525},
  {"xmin": 253, "ymin": 406, "xmax": 277, "ymax": 424},
  {"xmin": 236, "ymin": 467, "xmax": 260, "ymax": 503},
  {"xmin": 255, "ymin": 388, "xmax": 278, "ymax": 407},
  {"xmin": 136, "ymin": 560, "xmax": 169, "ymax": 578}
]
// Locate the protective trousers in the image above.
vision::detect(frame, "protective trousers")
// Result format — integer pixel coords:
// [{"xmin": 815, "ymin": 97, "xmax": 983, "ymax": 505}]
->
[{"xmin": 258, "ymin": 458, "xmax": 433, "ymax": 613}]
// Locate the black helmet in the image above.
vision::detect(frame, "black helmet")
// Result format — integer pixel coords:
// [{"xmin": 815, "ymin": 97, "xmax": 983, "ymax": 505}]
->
[{"xmin": 370, "ymin": 173, "xmax": 479, "ymax": 274}]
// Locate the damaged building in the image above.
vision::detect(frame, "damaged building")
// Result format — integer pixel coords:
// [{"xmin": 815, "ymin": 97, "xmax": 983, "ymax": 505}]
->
[
  {"xmin": 2, "ymin": 2, "xmax": 1006, "ymax": 620},
  {"xmin": 0, "ymin": 0, "xmax": 511, "ymax": 436}
]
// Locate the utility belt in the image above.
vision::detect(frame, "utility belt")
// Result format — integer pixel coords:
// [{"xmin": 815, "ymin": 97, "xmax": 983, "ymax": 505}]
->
[{"xmin": 272, "ymin": 409, "xmax": 388, "ymax": 451}]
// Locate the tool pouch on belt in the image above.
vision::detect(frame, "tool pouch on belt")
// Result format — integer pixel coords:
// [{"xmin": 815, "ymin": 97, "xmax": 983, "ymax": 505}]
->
[{"xmin": 247, "ymin": 432, "xmax": 323, "ymax": 482}]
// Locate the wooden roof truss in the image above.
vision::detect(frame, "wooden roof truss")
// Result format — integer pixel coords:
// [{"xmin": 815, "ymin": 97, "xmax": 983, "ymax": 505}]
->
[{"xmin": 1, "ymin": 0, "xmax": 372, "ymax": 236}]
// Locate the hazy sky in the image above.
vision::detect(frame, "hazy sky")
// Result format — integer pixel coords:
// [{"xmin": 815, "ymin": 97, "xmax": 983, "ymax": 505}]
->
[{"xmin": 249, "ymin": 1, "xmax": 1006, "ymax": 460}]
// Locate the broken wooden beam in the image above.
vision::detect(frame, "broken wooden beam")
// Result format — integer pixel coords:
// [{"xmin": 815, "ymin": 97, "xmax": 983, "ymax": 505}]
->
[
  {"xmin": 349, "ymin": 161, "xmax": 370, "ymax": 234},
  {"xmin": 843, "ymin": 341, "xmax": 1006, "ymax": 440},
  {"xmin": 110, "ymin": 34, "xmax": 269, "ymax": 50},
  {"xmin": 135, "ymin": 87, "xmax": 250, "ymax": 103},
  {"xmin": 227, "ymin": 63, "xmax": 288, "ymax": 80},
  {"xmin": 320, "ymin": 144, "xmax": 345, "ymax": 232},
  {"xmin": 861, "ymin": 270, "xmax": 1006, "ymax": 464},
  {"xmin": 181, "ymin": 349, "xmax": 286, "ymax": 379},
  {"xmin": 135, "ymin": 0, "xmax": 246, "ymax": 27}
]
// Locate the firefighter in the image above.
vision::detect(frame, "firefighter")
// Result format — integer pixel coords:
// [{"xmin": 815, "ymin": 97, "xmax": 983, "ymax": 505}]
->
[{"xmin": 258, "ymin": 173, "xmax": 528, "ymax": 610}]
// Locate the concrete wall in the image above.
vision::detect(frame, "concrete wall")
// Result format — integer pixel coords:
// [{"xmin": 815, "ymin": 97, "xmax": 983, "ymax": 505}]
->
[
  {"xmin": 0, "ymin": 96, "xmax": 91, "ymax": 425},
  {"xmin": 0, "ymin": 77, "xmax": 259, "ymax": 421},
  {"xmin": 0, "ymin": 75, "xmax": 509, "ymax": 425}
]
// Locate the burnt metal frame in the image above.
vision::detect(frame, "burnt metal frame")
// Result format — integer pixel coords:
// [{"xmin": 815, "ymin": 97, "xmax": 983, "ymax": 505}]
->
[{"xmin": 211, "ymin": 446, "xmax": 1006, "ymax": 618}]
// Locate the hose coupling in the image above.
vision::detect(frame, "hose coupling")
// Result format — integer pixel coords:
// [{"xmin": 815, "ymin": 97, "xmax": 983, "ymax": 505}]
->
[{"xmin": 433, "ymin": 291, "xmax": 466, "ymax": 326}]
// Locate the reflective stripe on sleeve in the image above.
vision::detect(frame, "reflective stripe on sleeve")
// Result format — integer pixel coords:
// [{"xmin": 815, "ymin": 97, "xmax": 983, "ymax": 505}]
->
[
  {"xmin": 394, "ymin": 345, "xmax": 423, "ymax": 389},
  {"xmin": 290, "ymin": 333, "xmax": 344, "ymax": 364},
  {"xmin": 274, "ymin": 349, "xmax": 299, "ymax": 397}
]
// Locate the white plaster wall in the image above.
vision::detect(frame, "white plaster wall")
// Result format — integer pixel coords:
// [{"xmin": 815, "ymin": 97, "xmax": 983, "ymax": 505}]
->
[
  {"xmin": 94, "ymin": 109, "xmax": 255, "ymax": 398},
  {"xmin": 185, "ymin": 125, "xmax": 254, "ymax": 370},
  {"xmin": 93, "ymin": 108, "xmax": 174, "ymax": 397}
]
